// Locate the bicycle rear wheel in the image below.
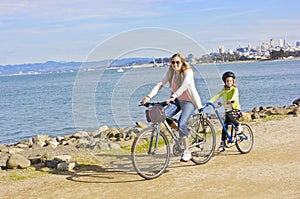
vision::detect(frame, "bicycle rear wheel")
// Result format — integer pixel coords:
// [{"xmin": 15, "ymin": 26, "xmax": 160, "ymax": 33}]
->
[
  {"xmin": 188, "ymin": 117, "xmax": 216, "ymax": 165},
  {"xmin": 235, "ymin": 123, "xmax": 254, "ymax": 154},
  {"xmin": 131, "ymin": 127, "xmax": 170, "ymax": 180}
]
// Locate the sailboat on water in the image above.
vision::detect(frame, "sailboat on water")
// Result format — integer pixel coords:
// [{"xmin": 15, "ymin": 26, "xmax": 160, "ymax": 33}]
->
[{"xmin": 117, "ymin": 67, "xmax": 124, "ymax": 72}]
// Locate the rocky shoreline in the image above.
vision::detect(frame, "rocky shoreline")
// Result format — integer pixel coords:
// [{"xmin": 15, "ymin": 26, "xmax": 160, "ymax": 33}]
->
[{"xmin": 0, "ymin": 100, "xmax": 299, "ymax": 172}]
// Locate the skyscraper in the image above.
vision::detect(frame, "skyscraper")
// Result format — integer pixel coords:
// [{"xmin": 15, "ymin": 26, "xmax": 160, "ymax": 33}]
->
[
  {"xmin": 279, "ymin": 39, "xmax": 284, "ymax": 47},
  {"xmin": 270, "ymin": 39, "xmax": 275, "ymax": 48}
]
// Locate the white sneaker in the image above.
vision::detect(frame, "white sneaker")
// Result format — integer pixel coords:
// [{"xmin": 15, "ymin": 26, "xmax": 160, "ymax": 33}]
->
[
  {"xmin": 218, "ymin": 141, "xmax": 225, "ymax": 152},
  {"xmin": 180, "ymin": 150, "xmax": 191, "ymax": 162},
  {"xmin": 218, "ymin": 145, "xmax": 225, "ymax": 152},
  {"xmin": 236, "ymin": 124, "xmax": 243, "ymax": 134}
]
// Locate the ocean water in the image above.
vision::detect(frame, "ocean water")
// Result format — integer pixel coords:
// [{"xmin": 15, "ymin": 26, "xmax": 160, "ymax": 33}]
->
[{"xmin": 1, "ymin": 60, "xmax": 299, "ymax": 145}]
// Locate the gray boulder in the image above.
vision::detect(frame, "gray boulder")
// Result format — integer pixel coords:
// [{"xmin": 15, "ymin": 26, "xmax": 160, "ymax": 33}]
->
[
  {"xmin": 6, "ymin": 154, "xmax": 31, "ymax": 169},
  {"xmin": 45, "ymin": 160, "xmax": 59, "ymax": 168},
  {"xmin": 57, "ymin": 162, "xmax": 77, "ymax": 171}
]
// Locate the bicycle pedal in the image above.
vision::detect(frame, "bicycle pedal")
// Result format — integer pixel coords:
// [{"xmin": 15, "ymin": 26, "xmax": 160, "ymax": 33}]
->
[{"xmin": 195, "ymin": 137, "xmax": 204, "ymax": 143}]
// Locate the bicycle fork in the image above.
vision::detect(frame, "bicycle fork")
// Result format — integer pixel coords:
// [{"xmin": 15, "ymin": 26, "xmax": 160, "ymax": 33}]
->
[{"xmin": 148, "ymin": 124, "xmax": 160, "ymax": 155}]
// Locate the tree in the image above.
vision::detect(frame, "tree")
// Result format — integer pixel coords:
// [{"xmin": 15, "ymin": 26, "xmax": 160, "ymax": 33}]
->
[{"xmin": 270, "ymin": 49, "xmax": 286, "ymax": 59}]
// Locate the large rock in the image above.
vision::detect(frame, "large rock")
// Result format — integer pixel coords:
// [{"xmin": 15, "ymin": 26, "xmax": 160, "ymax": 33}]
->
[
  {"xmin": 75, "ymin": 136, "xmax": 97, "ymax": 149},
  {"xmin": 292, "ymin": 98, "xmax": 300, "ymax": 106},
  {"xmin": 290, "ymin": 107, "xmax": 300, "ymax": 116},
  {"xmin": 251, "ymin": 112, "xmax": 260, "ymax": 120},
  {"xmin": 45, "ymin": 138, "xmax": 59, "ymax": 148},
  {"xmin": 0, "ymin": 144, "xmax": 9, "ymax": 153},
  {"xmin": 92, "ymin": 125, "xmax": 109, "ymax": 137},
  {"xmin": 54, "ymin": 155, "xmax": 72, "ymax": 163},
  {"xmin": 240, "ymin": 112, "xmax": 252, "ymax": 122},
  {"xmin": 136, "ymin": 122, "xmax": 148, "ymax": 129},
  {"xmin": 57, "ymin": 162, "xmax": 77, "ymax": 171},
  {"xmin": 125, "ymin": 128, "xmax": 138, "ymax": 140},
  {"xmin": 103, "ymin": 128, "xmax": 119, "ymax": 140},
  {"xmin": 0, "ymin": 153, "xmax": 9, "ymax": 168},
  {"xmin": 252, "ymin": 107, "xmax": 260, "ymax": 113},
  {"xmin": 45, "ymin": 160, "xmax": 59, "ymax": 168},
  {"xmin": 8, "ymin": 147, "xmax": 24, "ymax": 154},
  {"xmin": 272, "ymin": 107, "xmax": 288, "ymax": 115},
  {"xmin": 71, "ymin": 131, "xmax": 89, "ymax": 138},
  {"xmin": 33, "ymin": 135, "xmax": 49, "ymax": 147},
  {"xmin": 6, "ymin": 154, "xmax": 31, "ymax": 169}
]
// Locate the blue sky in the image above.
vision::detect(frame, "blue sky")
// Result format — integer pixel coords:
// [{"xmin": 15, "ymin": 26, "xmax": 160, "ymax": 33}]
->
[{"xmin": 0, "ymin": 0, "xmax": 299, "ymax": 65}]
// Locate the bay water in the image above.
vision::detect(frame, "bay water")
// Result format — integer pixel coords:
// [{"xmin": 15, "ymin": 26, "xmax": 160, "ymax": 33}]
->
[{"xmin": 1, "ymin": 60, "xmax": 299, "ymax": 145}]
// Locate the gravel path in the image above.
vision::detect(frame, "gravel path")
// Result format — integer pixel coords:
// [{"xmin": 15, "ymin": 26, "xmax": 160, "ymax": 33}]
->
[{"xmin": 1, "ymin": 116, "xmax": 299, "ymax": 199}]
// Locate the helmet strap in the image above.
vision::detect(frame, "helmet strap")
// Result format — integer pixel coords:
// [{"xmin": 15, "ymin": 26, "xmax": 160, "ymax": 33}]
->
[{"xmin": 224, "ymin": 84, "xmax": 231, "ymax": 89}]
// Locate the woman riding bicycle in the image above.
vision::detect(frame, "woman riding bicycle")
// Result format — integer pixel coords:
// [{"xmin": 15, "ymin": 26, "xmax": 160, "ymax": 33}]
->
[
  {"xmin": 208, "ymin": 71, "xmax": 243, "ymax": 152},
  {"xmin": 141, "ymin": 53, "xmax": 202, "ymax": 162}
]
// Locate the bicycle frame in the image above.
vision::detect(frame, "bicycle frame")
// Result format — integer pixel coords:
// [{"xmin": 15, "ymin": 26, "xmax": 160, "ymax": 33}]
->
[
  {"xmin": 149, "ymin": 113, "xmax": 208, "ymax": 155},
  {"xmin": 201, "ymin": 102, "xmax": 246, "ymax": 143},
  {"xmin": 149, "ymin": 117, "xmax": 180, "ymax": 147}
]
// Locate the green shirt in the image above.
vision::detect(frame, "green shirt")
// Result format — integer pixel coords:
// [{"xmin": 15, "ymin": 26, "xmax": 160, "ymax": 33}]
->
[{"xmin": 209, "ymin": 87, "xmax": 241, "ymax": 111}]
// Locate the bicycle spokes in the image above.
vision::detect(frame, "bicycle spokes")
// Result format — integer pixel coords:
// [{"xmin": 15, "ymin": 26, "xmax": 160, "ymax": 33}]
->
[
  {"xmin": 235, "ymin": 123, "xmax": 254, "ymax": 154},
  {"xmin": 131, "ymin": 128, "xmax": 170, "ymax": 180}
]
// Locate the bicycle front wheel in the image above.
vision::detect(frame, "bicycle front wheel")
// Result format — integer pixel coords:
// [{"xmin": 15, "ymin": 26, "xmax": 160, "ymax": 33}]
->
[
  {"xmin": 235, "ymin": 123, "xmax": 254, "ymax": 154},
  {"xmin": 189, "ymin": 118, "xmax": 216, "ymax": 165},
  {"xmin": 131, "ymin": 127, "xmax": 170, "ymax": 180}
]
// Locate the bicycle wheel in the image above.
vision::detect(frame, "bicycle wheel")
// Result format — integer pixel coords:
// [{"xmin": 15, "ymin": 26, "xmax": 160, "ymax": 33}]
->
[
  {"xmin": 188, "ymin": 117, "xmax": 216, "ymax": 165},
  {"xmin": 131, "ymin": 127, "xmax": 170, "ymax": 180},
  {"xmin": 235, "ymin": 123, "xmax": 254, "ymax": 154}
]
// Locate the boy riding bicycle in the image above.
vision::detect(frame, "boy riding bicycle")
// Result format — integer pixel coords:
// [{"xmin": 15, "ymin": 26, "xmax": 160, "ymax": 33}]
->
[{"xmin": 208, "ymin": 71, "xmax": 243, "ymax": 152}]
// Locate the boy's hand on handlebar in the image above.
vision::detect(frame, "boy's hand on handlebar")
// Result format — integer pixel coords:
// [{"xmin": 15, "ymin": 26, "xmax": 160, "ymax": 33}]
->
[{"xmin": 226, "ymin": 100, "xmax": 235, "ymax": 104}]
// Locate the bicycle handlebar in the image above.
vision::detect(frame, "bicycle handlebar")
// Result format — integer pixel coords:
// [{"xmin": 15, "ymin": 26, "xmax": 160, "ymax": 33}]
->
[
  {"xmin": 200, "ymin": 101, "xmax": 215, "ymax": 111},
  {"xmin": 140, "ymin": 100, "xmax": 233, "ymax": 112},
  {"xmin": 139, "ymin": 101, "xmax": 168, "ymax": 107},
  {"xmin": 201, "ymin": 100, "xmax": 235, "ymax": 111}
]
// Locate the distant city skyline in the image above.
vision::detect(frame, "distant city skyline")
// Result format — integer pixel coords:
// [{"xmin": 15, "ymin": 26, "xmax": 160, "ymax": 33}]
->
[
  {"xmin": 216, "ymin": 36, "xmax": 299, "ymax": 53},
  {"xmin": 0, "ymin": 0, "xmax": 299, "ymax": 65}
]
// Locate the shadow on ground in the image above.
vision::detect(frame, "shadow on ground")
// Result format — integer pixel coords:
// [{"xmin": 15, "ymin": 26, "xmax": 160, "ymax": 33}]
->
[{"xmin": 39, "ymin": 147, "xmax": 242, "ymax": 183}]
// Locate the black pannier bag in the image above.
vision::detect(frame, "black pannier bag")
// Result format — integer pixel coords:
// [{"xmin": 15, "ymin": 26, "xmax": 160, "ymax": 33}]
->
[{"xmin": 145, "ymin": 104, "xmax": 166, "ymax": 122}]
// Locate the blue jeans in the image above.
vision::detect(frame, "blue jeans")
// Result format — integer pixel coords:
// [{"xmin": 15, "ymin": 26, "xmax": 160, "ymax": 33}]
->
[{"xmin": 165, "ymin": 99, "xmax": 196, "ymax": 138}]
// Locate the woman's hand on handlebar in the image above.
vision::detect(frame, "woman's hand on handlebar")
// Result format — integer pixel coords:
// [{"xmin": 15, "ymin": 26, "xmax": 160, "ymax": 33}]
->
[
  {"xmin": 166, "ymin": 97, "xmax": 176, "ymax": 105},
  {"xmin": 141, "ymin": 96, "xmax": 151, "ymax": 105}
]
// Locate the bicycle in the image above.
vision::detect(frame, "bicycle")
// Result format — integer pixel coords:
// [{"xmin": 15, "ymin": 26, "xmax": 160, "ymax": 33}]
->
[
  {"xmin": 201, "ymin": 102, "xmax": 254, "ymax": 154},
  {"xmin": 131, "ymin": 101, "xmax": 216, "ymax": 180}
]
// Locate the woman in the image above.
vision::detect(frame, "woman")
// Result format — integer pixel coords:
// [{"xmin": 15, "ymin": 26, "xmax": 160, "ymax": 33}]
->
[{"xmin": 141, "ymin": 53, "xmax": 202, "ymax": 162}]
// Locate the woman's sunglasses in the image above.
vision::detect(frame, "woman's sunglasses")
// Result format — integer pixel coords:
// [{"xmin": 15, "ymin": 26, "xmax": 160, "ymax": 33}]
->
[{"xmin": 171, "ymin": 61, "xmax": 181, "ymax": 65}]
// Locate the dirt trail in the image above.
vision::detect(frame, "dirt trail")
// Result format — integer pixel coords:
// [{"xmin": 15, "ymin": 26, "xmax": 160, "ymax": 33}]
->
[{"xmin": 1, "ymin": 116, "xmax": 299, "ymax": 199}]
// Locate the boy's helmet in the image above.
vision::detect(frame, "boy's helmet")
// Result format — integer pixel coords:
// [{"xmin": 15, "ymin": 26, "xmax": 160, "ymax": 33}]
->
[{"xmin": 222, "ymin": 71, "xmax": 235, "ymax": 83}]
